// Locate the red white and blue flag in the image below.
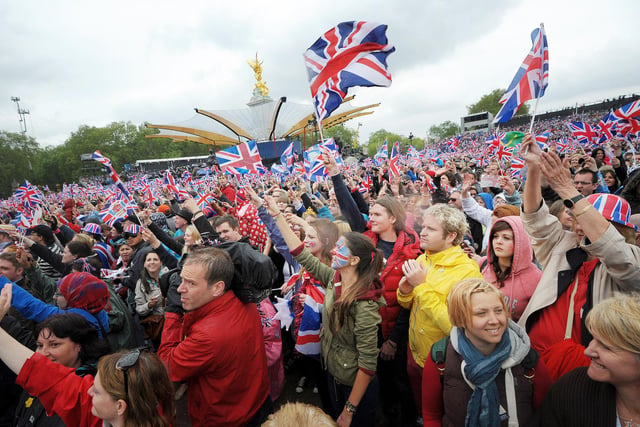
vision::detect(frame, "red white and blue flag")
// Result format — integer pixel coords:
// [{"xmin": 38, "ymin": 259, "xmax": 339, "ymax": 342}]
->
[
  {"xmin": 164, "ymin": 171, "xmax": 190, "ymax": 202},
  {"xmin": 304, "ymin": 21, "xmax": 395, "ymax": 122},
  {"xmin": 99, "ymin": 200, "xmax": 129, "ymax": 226},
  {"xmin": 374, "ymin": 139, "xmax": 389, "ymax": 164},
  {"xmin": 612, "ymin": 99, "xmax": 640, "ymax": 121},
  {"xmin": 295, "ymin": 283, "xmax": 326, "ymax": 356},
  {"xmin": 494, "ymin": 23, "xmax": 549, "ymax": 123},
  {"xmin": 568, "ymin": 122, "xmax": 600, "ymax": 145},
  {"xmin": 280, "ymin": 141, "xmax": 296, "ymax": 171},
  {"xmin": 303, "ymin": 139, "xmax": 342, "ymax": 182},
  {"xmin": 388, "ymin": 141, "xmax": 401, "ymax": 179},
  {"xmin": 216, "ymin": 140, "xmax": 265, "ymax": 175},
  {"xmin": 91, "ymin": 151, "xmax": 133, "ymax": 202},
  {"xmin": 14, "ymin": 181, "xmax": 43, "ymax": 209}
]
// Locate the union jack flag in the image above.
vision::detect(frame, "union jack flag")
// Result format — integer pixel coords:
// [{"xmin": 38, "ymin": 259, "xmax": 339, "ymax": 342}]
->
[
  {"xmin": 280, "ymin": 141, "xmax": 296, "ymax": 171},
  {"xmin": 491, "ymin": 143, "xmax": 513, "ymax": 162},
  {"xmin": 510, "ymin": 157, "xmax": 526, "ymax": 177},
  {"xmin": 99, "ymin": 200, "xmax": 128, "ymax": 226},
  {"xmin": 553, "ymin": 138, "xmax": 570, "ymax": 154},
  {"xmin": 612, "ymin": 99, "xmax": 640, "ymax": 120},
  {"xmin": 374, "ymin": 139, "xmax": 389, "ymax": 163},
  {"xmin": 195, "ymin": 192, "xmax": 215, "ymax": 211},
  {"xmin": 216, "ymin": 140, "xmax": 265, "ymax": 175},
  {"xmin": 303, "ymin": 138, "xmax": 344, "ymax": 182},
  {"xmin": 14, "ymin": 181, "xmax": 43, "ymax": 208},
  {"xmin": 568, "ymin": 122, "xmax": 600, "ymax": 145},
  {"xmin": 388, "ymin": 141, "xmax": 401, "ymax": 179},
  {"xmin": 91, "ymin": 151, "xmax": 112, "ymax": 168},
  {"xmin": 494, "ymin": 23, "xmax": 549, "ymax": 123},
  {"xmin": 535, "ymin": 131, "xmax": 550, "ymax": 149},
  {"xmin": 303, "ymin": 21, "xmax": 395, "ymax": 122},
  {"xmin": 181, "ymin": 171, "xmax": 192, "ymax": 186},
  {"xmin": 164, "ymin": 171, "xmax": 190, "ymax": 202},
  {"xmin": 596, "ymin": 112, "xmax": 617, "ymax": 143}
]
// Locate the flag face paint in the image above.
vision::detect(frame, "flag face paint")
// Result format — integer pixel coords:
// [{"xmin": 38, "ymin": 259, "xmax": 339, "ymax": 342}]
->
[{"xmin": 331, "ymin": 238, "xmax": 351, "ymax": 269}]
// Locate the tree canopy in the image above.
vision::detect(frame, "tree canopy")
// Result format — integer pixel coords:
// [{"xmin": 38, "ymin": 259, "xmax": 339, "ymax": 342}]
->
[
  {"xmin": 467, "ymin": 88, "xmax": 530, "ymax": 118},
  {"xmin": 0, "ymin": 122, "xmax": 209, "ymax": 197},
  {"xmin": 428, "ymin": 120, "xmax": 462, "ymax": 140}
]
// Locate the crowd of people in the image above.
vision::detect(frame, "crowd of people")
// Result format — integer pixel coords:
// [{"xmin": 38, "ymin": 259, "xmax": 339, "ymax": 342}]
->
[{"xmin": 1, "ymin": 108, "xmax": 640, "ymax": 426}]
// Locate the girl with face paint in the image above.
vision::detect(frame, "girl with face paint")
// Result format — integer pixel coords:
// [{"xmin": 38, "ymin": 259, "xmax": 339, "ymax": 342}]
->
[
  {"xmin": 269, "ymin": 193, "xmax": 386, "ymax": 427},
  {"xmin": 253, "ymin": 190, "xmax": 339, "ymax": 413}
]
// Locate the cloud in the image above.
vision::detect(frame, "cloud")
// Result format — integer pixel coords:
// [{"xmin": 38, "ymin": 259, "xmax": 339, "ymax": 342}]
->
[{"xmin": 1, "ymin": 0, "xmax": 639, "ymax": 148}]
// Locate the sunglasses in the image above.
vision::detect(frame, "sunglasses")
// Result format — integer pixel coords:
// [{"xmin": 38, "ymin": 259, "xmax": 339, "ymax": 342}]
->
[
  {"xmin": 123, "ymin": 232, "xmax": 138, "ymax": 239},
  {"xmin": 115, "ymin": 347, "xmax": 147, "ymax": 401}
]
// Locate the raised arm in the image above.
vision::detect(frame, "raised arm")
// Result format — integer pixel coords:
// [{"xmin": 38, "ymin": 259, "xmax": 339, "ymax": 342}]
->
[
  {"xmin": 539, "ymin": 151, "xmax": 610, "ymax": 242},
  {"xmin": 0, "ymin": 285, "xmax": 34, "ymax": 375}
]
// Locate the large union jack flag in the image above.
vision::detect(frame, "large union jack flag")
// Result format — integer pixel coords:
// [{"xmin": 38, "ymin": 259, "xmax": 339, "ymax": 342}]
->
[
  {"xmin": 494, "ymin": 23, "xmax": 549, "ymax": 123},
  {"xmin": 303, "ymin": 21, "xmax": 395, "ymax": 122},
  {"xmin": 612, "ymin": 99, "xmax": 640, "ymax": 120},
  {"xmin": 216, "ymin": 140, "xmax": 265, "ymax": 175}
]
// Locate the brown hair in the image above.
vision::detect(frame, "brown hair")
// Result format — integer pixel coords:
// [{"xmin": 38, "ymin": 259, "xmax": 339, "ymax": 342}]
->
[
  {"xmin": 97, "ymin": 351, "xmax": 175, "ymax": 426},
  {"xmin": 493, "ymin": 204, "xmax": 520, "ymax": 218},
  {"xmin": 488, "ymin": 220, "xmax": 513, "ymax": 286},
  {"xmin": 374, "ymin": 195, "xmax": 407, "ymax": 233},
  {"xmin": 307, "ymin": 218, "xmax": 339, "ymax": 266}
]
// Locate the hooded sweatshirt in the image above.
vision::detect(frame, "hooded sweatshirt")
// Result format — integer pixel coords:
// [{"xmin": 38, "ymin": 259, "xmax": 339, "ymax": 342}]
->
[{"xmin": 480, "ymin": 216, "xmax": 541, "ymax": 322}]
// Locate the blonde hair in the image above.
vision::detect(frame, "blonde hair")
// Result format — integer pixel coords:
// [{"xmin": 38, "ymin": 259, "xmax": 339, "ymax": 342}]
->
[
  {"xmin": 261, "ymin": 403, "xmax": 336, "ymax": 427},
  {"xmin": 72, "ymin": 233, "xmax": 95, "ymax": 247},
  {"xmin": 333, "ymin": 219, "xmax": 352, "ymax": 235},
  {"xmin": 423, "ymin": 204, "xmax": 468, "ymax": 246},
  {"xmin": 447, "ymin": 278, "xmax": 509, "ymax": 329},
  {"xmin": 586, "ymin": 293, "xmax": 640, "ymax": 355}
]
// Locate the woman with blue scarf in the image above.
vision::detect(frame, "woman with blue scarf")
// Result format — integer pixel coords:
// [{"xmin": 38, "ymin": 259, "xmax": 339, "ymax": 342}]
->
[{"xmin": 422, "ymin": 279, "xmax": 552, "ymax": 427}]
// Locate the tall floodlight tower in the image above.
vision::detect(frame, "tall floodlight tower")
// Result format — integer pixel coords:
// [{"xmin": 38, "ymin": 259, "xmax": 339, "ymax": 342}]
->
[{"xmin": 11, "ymin": 96, "xmax": 30, "ymax": 134}]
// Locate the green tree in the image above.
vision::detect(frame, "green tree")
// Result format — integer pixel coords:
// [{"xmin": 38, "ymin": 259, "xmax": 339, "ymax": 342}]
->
[
  {"xmin": 365, "ymin": 129, "xmax": 419, "ymax": 157},
  {"xmin": 467, "ymin": 88, "xmax": 530, "ymax": 117},
  {"xmin": 0, "ymin": 131, "xmax": 41, "ymax": 197},
  {"xmin": 428, "ymin": 120, "xmax": 461, "ymax": 140}
]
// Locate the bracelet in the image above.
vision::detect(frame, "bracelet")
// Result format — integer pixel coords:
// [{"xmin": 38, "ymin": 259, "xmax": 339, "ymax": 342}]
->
[
  {"xmin": 345, "ymin": 400, "xmax": 357, "ymax": 414},
  {"xmin": 387, "ymin": 340, "xmax": 397, "ymax": 349},
  {"xmin": 271, "ymin": 212, "xmax": 281, "ymax": 219},
  {"xmin": 193, "ymin": 210, "xmax": 203, "ymax": 215},
  {"xmin": 573, "ymin": 204, "xmax": 591, "ymax": 218}
]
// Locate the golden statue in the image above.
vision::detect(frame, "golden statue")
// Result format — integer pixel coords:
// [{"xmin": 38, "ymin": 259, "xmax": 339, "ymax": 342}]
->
[{"xmin": 247, "ymin": 53, "xmax": 269, "ymax": 97}]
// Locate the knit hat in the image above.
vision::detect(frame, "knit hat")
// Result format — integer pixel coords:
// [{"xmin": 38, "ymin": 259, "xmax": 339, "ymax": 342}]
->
[
  {"xmin": 587, "ymin": 193, "xmax": 637, "ymax": 230},
  {"xmin": 176, "ymin": 209, "xmax": 193, "ymax": 224},
  {"xmin": 125, "ymin": 224, "xmax": 141, "ymax": 235},
  {"xmin": 82, "ymin": 223, "xmax": 102, "ymax": 235},
  {"xmin": 58, "ymin": 272, "xmax": 109, "ymax": 315},
  {"xmin": 149, "ymin": 212, "xmax": 169, "ymax": 232}
]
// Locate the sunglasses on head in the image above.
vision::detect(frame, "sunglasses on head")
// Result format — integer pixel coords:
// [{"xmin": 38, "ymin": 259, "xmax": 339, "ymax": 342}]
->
[
  {"xmin": 123, "ymin": 232, "xmax": 138, "ymax": 239},
  {"xmin": 115, "ymin": 347, "xmax": 148, "ymax": 402}
]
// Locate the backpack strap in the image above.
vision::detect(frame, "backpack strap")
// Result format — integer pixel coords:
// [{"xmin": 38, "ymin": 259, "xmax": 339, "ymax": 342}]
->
[
  {"xmin": 480, "ymin": 258, "xmax": 488, "ymax": 271},
  {"xmin": 430, "ymin": 336, "xmax": 450, "ymax": 378}
]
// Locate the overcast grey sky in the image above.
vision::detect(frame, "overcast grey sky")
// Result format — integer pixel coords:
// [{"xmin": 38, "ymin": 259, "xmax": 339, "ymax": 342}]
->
[{"xmin": 1, "ymin": 0, "xmax": 639, "ymax": 147}]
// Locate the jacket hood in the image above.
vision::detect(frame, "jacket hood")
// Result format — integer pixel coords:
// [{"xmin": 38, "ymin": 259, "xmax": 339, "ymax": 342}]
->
[
  {"xmin": 425, "ymin": 244, "xmax": 471, "ymax": 267},
  {"xmin": 483, "ymin": 216, "xmax": 535, "ymax": 280},
  {"xmin": 356, "ymin": 277, "xmax": 384, "ymax": 303}
]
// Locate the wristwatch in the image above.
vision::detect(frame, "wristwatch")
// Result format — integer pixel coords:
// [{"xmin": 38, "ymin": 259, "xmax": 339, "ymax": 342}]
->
[
  {"xmin": 563, "ymin": 194, "xmax": 585, "ymax": 208},
  {"xmin": 345, "ymin": 400, "xmax": 357, "ymax": 414}
]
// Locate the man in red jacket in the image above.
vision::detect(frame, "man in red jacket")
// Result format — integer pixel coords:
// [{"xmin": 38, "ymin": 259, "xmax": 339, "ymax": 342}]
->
[{"xmin": 158, "ymin": 247, "xmax": 271, "ymax": 427}]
